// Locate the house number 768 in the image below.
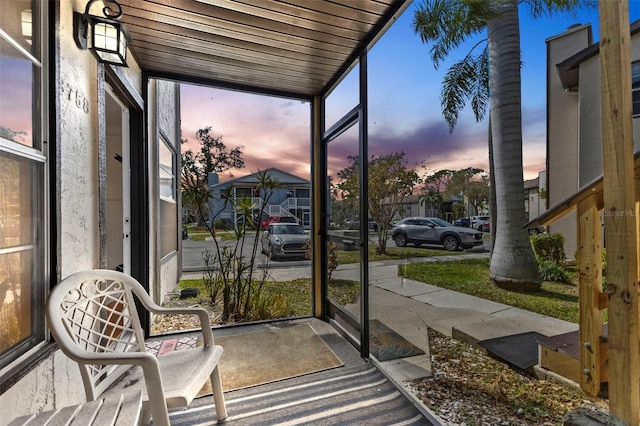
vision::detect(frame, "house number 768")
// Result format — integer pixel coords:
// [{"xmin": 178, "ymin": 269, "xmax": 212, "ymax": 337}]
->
[{"xmin": 61, "ymin": 81, "xmax": 90, "ymax": 114}]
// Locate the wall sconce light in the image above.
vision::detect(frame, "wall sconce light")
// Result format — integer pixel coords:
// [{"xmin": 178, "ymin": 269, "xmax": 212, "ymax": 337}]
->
[
  {"xmin": 21, "ymin": 9, "xmax": 32, "ymax": 44},
  {"xmin": 73, "ymin": 0, "xmax": 131, "ymax": 67}
]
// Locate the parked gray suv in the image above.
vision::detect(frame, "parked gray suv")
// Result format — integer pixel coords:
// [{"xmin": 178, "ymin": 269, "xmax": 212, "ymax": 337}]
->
[{"xmin": 391, "ymin": 217, "xmax": 484, "ymax": 251}]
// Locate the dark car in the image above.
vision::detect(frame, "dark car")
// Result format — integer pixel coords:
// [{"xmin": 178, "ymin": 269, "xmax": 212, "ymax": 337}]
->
[
  {"xmin": 261, "ymin": 223, "xmax": 309, "ymax": 260},
  {"xmin": 391, "ymin": 217, "xmax": 484, "ymax": 251},
  {"xmin": 453, "ymin": 217, "xmax": 470, "ymax": 227}
]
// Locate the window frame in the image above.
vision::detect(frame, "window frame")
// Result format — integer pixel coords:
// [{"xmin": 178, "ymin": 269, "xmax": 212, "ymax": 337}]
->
[
  {"xmin": 158, "ymin": 131, "xmax": 178, "ymax": 259},
  {"xmin": 632, "ymin": 60, "xmax": 640, "ymax": 117},
  {"xmin": 0, "ymin": 0, "xmax": 51, "ymax": 391}
]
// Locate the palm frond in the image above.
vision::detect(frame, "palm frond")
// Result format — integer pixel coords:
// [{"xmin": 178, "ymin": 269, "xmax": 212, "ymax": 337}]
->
[
  {"xmin": 441, "ymin": 48, "xmax": 490, "ymax": 132},
  {"xmin": 469, "ymin": 47, "xmax": 490, "ymax": 123},
  {"xmin": 522, "ymin": 0, "xmax": 596, "ymax": 19},
  {"xmin": 413, "ymin": 0, "xmax": 495, "ymax": 68}
]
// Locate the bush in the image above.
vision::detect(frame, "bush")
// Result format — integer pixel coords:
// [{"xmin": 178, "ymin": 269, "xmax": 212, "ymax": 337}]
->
[
  {"xmin": 305, "ymin": 240, "xmax": 338, "ymax": 279},
  {"xmin": 573, "ymin": 248, "xmax": 607, "ymax": 289},
  {"xmin": 212, "ymin": 218, "xmax": 230, "ymax": 230},
  {"xmin": 531, "ymin": 233, "xmax": 566, "ymax": 265},
  {"xmin": 538, "ymin": 260, "xmax": 572, "ymax": 284}
]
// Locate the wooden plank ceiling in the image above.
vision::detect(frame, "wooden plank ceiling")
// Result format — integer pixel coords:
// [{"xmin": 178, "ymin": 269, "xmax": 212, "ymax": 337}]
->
[{"xmin": 119, "ymin": 0, "xmax": 408, "ymax": 98}]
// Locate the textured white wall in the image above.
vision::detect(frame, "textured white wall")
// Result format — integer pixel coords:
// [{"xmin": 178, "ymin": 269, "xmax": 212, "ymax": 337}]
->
[
  {"xmin": 153, "ymin": 79, "xmax": 181, "ymax": 301},
  {"xmin": 1, "ymin": 1, "xmax": 150, "ymax": 421}
]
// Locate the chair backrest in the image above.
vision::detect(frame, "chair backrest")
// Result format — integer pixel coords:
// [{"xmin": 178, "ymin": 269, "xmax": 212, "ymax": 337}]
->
[{"xmin": 46, "ymin": 270, "xmax": 148, "ymax": 400}]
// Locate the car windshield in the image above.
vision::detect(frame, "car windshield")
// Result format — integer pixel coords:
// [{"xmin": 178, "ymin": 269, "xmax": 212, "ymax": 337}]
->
[
  {"xmin": 429, "ymin": 218, "xmax": 453, "ymax": 227},
  {"xmin": 271, "ymin": 224, "xmax": 306, "ymax": 234}
]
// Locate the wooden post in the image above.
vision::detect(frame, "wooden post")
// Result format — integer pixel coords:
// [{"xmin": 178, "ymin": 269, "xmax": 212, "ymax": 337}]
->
[
  {"xmin": 599, "ymin": 1, "xmax": 639, "ymax": 423},
  {"xmin": 577, "ymin": 196, "xmax": 603, "ymax": 396}
]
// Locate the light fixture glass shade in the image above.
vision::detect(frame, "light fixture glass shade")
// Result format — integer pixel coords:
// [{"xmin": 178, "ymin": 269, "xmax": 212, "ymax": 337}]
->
[
  {"xmin": 89, "ymin": 17, "xmax": 129, "ymax": 66},
  {"xmin": 21, "ymin": 9, "xmax": 32, "ymax": 43}
]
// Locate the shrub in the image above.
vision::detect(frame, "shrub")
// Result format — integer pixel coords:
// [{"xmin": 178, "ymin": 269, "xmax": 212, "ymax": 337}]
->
[
  {"xmin": 212, "ymin": 219, "xmax": 230, "ymax": 230},
  {"xmin": 538, "ymin": 260, "xmax": 572, "ymax": 284},
  {"xmin": 305, "ymin": 240, "xmax": 338, "ymax": 279},
  {"xmin": 573, "ymin": 248, "xmax": 607, "ymax": 290},
  {"xmin": 532, "ymin": 233, "xmax": 566, "ymax": 265}
]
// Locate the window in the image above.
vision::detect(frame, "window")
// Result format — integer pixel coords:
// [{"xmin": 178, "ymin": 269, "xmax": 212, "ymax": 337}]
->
[
  {"xmin": 159, "ymin": 134, "xmax": 177, "ymax": 258},
  {"xmin": 235, "ymin": 187, "xmax": 253, "ymax": 198},
  {"xmin": 0, "ymin": 1, "xmax": 48, "ymax": 381},
  {"xmin": 632, "ymin": 61, "xmax": 640, "ymax": 116}
]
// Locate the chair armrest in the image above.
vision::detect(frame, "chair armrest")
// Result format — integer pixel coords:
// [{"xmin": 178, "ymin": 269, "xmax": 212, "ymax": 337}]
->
[
  {"xmin": 60, "ymin": 343, "xmax": 160, "ymax": 367},
  {"xmin": 146, "ymin": 306, "xmax": 215, "ymax": 346},
  {"xmin": 129, "ymin": 285, "xmax": 216, "ymax": 346}
]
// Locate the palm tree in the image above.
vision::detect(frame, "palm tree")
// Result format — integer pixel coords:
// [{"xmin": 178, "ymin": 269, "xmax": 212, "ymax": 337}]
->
[{"xmin": 413, "ymin": 0, "xmax": 593, "ymax": 290}]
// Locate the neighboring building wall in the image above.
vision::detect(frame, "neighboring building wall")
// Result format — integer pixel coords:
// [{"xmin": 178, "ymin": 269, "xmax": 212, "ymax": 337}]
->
[
  {"xmin": 392, "ymin": 195, "xmax": 458, "ymax": 221},
  {"xmin": 209, "ymin": 168, "xmax": 311, "ymax": 228},
  {"xmin": 525, "ymin": 171, "xmax": 547, "ymax": 222},
  {"xmin": 547, "ymin": 22, "xmax": 640, "ymax": 259},
  {"xmin": 546, "ymin": 24, "xmax": 592, "ymax": 258},
  {"xmin": 577, "ymin": 37, "xmax": 640, "ymax": 185}
]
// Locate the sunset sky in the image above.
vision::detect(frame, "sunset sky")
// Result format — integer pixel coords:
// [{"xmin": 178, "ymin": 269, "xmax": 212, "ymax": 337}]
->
[{"xmin": 180, "ymin": 2, "xmax": 640, "ymax": 184}]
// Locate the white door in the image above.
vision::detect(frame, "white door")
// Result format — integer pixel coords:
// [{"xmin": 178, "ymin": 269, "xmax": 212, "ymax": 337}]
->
[{"xmin": 106, "ymin": 88, "xmax": 131, "ymax": 274}]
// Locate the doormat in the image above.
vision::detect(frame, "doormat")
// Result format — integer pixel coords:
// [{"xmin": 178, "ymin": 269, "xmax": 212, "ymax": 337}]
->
[
  {"xmin": 478, "ymin": 331, "xmax": 545, "ymax": 370},
  {"xmin": 198, "ymin": 324, "xmax": 343, "ymax": 394},
  {"xmin": 369, "ymin": 319, "xmax": 425, "ymax": 362}
]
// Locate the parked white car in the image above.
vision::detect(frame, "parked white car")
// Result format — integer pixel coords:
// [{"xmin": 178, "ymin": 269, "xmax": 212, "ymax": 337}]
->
[
  {"xmin": 261, "ymin": 223, "xmax": 309, "ymax": 260},
  {"xmin": 470, "ymin": 215, "xmax": 490, "ymax": 232}
]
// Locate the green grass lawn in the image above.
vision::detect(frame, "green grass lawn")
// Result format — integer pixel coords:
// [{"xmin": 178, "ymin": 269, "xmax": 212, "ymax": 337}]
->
[
  {"xmin": 189, "ymin": 230, "xmax": 246, "ymax": 241},
  {"xmin": 337, "ymin": 245, "xmax": 466, "ymax": 264},
  {"xmin": 398, "ymin": 257, "xmax": 581, "ymax": 323}
]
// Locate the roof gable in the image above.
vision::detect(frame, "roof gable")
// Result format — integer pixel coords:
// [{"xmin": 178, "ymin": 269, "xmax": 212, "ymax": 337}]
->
[{"xmin": 213, "ymin": 167, "xmax": 309, "ymax": 188}]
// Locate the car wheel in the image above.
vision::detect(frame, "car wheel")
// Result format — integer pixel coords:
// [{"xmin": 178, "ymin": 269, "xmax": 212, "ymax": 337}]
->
[
  {"xmin": 442, "ymin": 235, "xmax": 460, "ymax": 251},
  {"xmin": 477, "ymin": 225, "xmax": 483, "ymax": 232},
  {"xmin": 393, "ymin": 233, "xmax": 407, "ymax": 247}
]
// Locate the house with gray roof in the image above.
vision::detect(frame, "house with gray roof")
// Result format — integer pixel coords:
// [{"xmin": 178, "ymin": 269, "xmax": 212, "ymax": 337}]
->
[{"xmin": 209, "ymin": 168, "xmax": 311, "ymax": 229}]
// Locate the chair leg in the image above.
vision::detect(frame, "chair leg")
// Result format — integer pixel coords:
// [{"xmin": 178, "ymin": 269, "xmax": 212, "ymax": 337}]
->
[
  {"xmin": 210, "ymin": 366, "xmax": 227, "ymax": 420},
  {"xmin": 139, "ymin": 406, "xmax": 151, "ymax": 425}
]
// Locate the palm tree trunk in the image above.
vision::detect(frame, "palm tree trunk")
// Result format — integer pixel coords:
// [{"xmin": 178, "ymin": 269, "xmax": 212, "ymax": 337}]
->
[
  {"xmin": 488, "ymin": 117, "xmax": 496, "ymax": 255},
  {"xmin": 487, "ymin": 0, "xmax": 541, "ymax": 290}
]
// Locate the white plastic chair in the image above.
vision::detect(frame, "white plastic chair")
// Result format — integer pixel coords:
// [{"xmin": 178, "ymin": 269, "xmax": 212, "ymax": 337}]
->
[{"xmin": 46, "ymin": 269, "xmax": 227, "ymax": 426}]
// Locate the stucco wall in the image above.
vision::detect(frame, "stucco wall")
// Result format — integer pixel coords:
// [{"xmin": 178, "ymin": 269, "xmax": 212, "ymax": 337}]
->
[
  {"xmin": 546, "ymin": 25, "xmax": 591, "ymax": 258},
  {"xmin": 1, "ymin": 1, "xmax": 154, "ymax": 421},
  {"xmin": 1, "ymin": 1, "xmax": 99, "ymax": 420},
  {"xmin": 58, "ymin": 0, "xmax": 100, "ymax": 275},
  {"xmin": 157, "ymin": 79, "xmax": 181, "ymax": 299},
  {"xmin": 148, "ymin": 78, "xmax": 182, "ymax": 302}
]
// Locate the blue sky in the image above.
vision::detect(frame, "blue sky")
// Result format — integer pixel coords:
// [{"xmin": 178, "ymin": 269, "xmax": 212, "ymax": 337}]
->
[{"xmin": 181, "ymin": 1, "xmax": 640, "ymax": 182}]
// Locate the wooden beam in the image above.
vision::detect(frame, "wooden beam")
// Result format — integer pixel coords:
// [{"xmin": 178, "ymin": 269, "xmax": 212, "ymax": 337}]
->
[
  {"xmin": 599, "ymin": 1, "xmax": 639, "ymax": 423},
  {"xmin": 577, "ymin": 196, "xmax": 604, "ymax": 395},
  {"xmin": 577, "ymin": 196, "xmax": 604, "ymax": 396}
]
